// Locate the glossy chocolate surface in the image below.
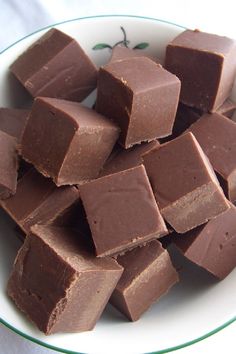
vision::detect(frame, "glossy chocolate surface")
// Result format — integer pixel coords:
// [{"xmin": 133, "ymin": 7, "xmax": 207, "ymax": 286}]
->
[
  {"xmin": 96, "ymin": 57, "xmax": 180, "ymax": 148},
  {"xmin": 7, "ymin": 225, "xmax": 123, "ymax": 334},
  {"xmin": 142, "ymin": 132, "xmax": 229, "ymax": 233},
  {"xmin": 10, "ymin": 28, "xmax": 97, "ymax": 101},
  {"xmin": 174, "ymin": 203, "xmax": 236, "ymax": 279},
  {"xmin": 80, "ymin": 165, "xmax": 167, "ymax": 257},
  {"xmin": 20, "ymin": 97, "xmax": 119, "ymax": 185},
  {"xmin": 165, "ymin": 30, "xmax": 236, "ymax": 111},
  {"xmin": 188, "ymin": 112, "xmax": 236, "ymax": 202},
  {"xmin": 1, "ymin": 168, "xmax": 80, "ymax": 233},
  {"xmin": 110, "ymin": 240, "xmax": 178, "ymax": 321}
]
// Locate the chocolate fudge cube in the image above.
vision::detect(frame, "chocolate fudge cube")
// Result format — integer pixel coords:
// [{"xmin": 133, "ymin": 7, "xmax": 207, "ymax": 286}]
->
[
  {"xmin": 165, "ymin": 29, "xmax": 236, "ymax": 111},
  {"xmin": 174, "ymin": 203, "xmax": 236, "ymax": 279},
  {"xmin": 96, "ymin": 57, "xmax": 180, "ymax": 148},
  {"xmin": 7, "ymin": 225, "xmax": 123, "ymax": 334},
  {"xmin": 1, "ymin": 168, "xmax": 80, "ymax": 233},
  {"xmin": 100, "ymin": 140, "xmax": 159, "ymax": 176},
  {"xmin": 80, "ymin": 165, "xmax": 167, "ymax": 257},
  {"xmin": 188, "ymin": 113, "xmax": 236, "ymax": 202},
  {"xmin": 0, "ymin": 108, "xmax": 29, "ymax": 141},
  {"xmin": 142, "ymin": 132, "xmax": 229, "ymax": 233},
  {"xmin": 10, "ymin": 28, "xmax": 97, "ymax": 101},
  {"xmin": 0, "ymin": 131, "xmax": 18, "ymax": 199},
  {"xmin": 110, "ymin": 240, "xmax": 178, "ymax": 321},
  {"xmin": 20, "ymin": 97, "xmax": 119, "ymax": 185}
]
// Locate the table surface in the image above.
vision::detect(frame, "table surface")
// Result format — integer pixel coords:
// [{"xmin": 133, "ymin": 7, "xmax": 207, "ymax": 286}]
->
[{"xmin": 0, "ymin": 1, "xmax": 235, "ymax": 353}]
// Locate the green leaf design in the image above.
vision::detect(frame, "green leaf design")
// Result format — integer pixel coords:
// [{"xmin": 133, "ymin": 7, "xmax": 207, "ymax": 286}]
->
[
  {"xmin": 133, "ymin": 42, "xmax": 149, "ymax": 50},
  {"xmin": 92, "ymin": 43, "xmax": 112, "ymax": 50}
]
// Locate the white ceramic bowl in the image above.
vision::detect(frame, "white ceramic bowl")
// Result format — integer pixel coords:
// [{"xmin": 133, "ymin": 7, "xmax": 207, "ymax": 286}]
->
[{"xmin": 0, "ymin": 15, "xmax": 235, "ymax": 354}]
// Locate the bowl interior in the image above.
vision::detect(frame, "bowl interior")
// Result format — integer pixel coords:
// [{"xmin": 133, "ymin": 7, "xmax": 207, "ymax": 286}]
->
[{"xmin": 0, "ymin": 15, "xmax": 235, "ymax": 354}]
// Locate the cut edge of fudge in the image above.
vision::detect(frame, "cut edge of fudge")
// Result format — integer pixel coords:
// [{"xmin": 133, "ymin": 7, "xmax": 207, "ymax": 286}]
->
[
  {"xmin": 7, "ymin": 225, "xmax": 123, "ymax": 334},
  {"xmin": 22, "ymin": 186, "xmax": 80, "ymax": 233},
  {"xmin": 80, "ymin": 165, "xmax": 168, "ymax": 258},
  {"xmin": 161, "ymin": 133, "xmax": 230, "ymax": 233},
  {"xmin": 1, "ymin": 167, "xmax": 82, "ymax": 235},
  {"xmin": 20, "ymin": 97, "xmax": 120, "ymax": 186},
  {"xmin": 0, "ymin": 168, "xmax": 56, "ymax": 233},
  {"xmin": 96, "ymin": 57, "xmax": 180, "ymax": 148},
  {"xmin": 142, "ymin": 132, "xmax": 230, "ymax": 233},
  {"xmin": 110, "ymin": 241, "xmax": 179, "ymax": 321},
  {"xmin": 187, "ymin": 112, "xmax": 236, "ymax": 202},
  {"xmin": 165, "ymin": 29, "xmax": 236, "ymax": 112},
  {"xmin": 173, "ymin": 202, "xmax": 236, "ymax": 279},
  {"xmin": 10, "ymin": 28, "xmax": 98, "ymax": 102}
]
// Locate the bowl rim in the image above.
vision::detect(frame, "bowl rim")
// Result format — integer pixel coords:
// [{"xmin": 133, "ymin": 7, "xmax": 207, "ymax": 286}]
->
[
  {"xmin": 0, "ymin": 14, "xmax": 186, "ymax": 55},
  {"xmin": 0, "ymin": 13, "xmax": 235, "ymax": 354}
]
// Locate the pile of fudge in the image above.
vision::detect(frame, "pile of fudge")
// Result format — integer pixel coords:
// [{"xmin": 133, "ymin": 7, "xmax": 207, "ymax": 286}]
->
[{"xmin": 1, "ymin": 27, "xmax": 236, "ymax": 335}]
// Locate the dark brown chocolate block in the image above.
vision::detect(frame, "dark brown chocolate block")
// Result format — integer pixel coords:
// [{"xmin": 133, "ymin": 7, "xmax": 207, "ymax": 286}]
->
[
  {"xmin": 174, "ymin": 203, "xmax": 236, "ymax": 279},
  {"xmin": 0, "ymin": 131, "xmax": 18, "ymax": 199},
  {"xmin": 20, "ymin": 97, "xmax": 119, "ymax": 186},
  {"xmin": 1, "ymin": 168, "xmax": 80, "ymax": 233},
  {"xmin": 0, "ymin": 108, "xmax": 29, "ymax": 141},
  {"xmin": 10, "ymin": 28, "xmax": 97, "ymax": 102},
  {"xmin": 80, "ymin": 165, "xmax": 167, "ymax": 257},
  {"xmin": 142, "ymin": 132, "xmax": 230, "ymax": 233},
  {"xmin": 7, "ymin": 225, "xmax": 123, "ymax": 334},
  {"xmin": 96, "ymin": 57, "xmax": 180, "ymax": 148},
  {"xmin": 217, "ymin": 99, "xmax": 236, "ymax": 118},
  {"xmin": 109, "ymin": 44, "xmax": 159, "ymax": 64},
  {"xmin": 100, "ymin": 140, "xmax": 159, "ymax": 176},
  {"xmin": 110, "ymin": 240, "xmax": 178, "ymax": 321},
  {"xmin": 165, "ymin": 29, "xmax": 236, "ymax": 111},
  {"xmin": 188, "ymin": 113, "xmax": 236, "ymax": 202}
]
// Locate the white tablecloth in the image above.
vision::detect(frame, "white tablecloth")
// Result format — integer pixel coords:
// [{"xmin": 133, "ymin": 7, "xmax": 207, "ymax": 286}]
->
[{"xmin": 0, "ymin": 1, "xmax": 235, "ymax": 353}]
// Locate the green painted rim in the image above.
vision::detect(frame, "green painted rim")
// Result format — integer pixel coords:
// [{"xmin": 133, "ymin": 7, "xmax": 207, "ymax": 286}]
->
[
  {"xmin": 1, "ymin": 316, "xmax": 235, "ymax": 354},
  {"xmin": 0, "ymin": 14, "xmax": 235, "ymax": 354},
  {"xmin": 0, "ymin": 14, "xmax": 186, "ymax": 55}
]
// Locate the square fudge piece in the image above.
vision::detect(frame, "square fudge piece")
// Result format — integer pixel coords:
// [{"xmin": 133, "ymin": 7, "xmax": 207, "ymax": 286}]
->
[
  {"xmin": 142, "ymin": 132, "xmax": 229, "ymax": 233},
  {"xmin": 7, "ymin": 225, "xmax": 123, "ymax": 334},
  {"xmin": 165, "ymin": 29, "xmax": 236, "ymax": 111},
  {"xmin": 0, "ymin": 108, "xmax": 29, "ymax": 141},
  {"xmin": 80, "ymin": 165, "xmax": 167, "ymax": 257},
  {"xmin": 110, "ymin": 240, "xmax": 178, "ymax": 321},
  {"xmin": 96, "ymin": 57, "xmax": 180, "ymax": 148},
  {"xmin": 188, "ymin": 113, "xmax": 236, "ymax": 202},
  {"xmin": 1, "ymin": 168, "xmax": 81, "ymax": 234},
  {"xmin": 174, "ymin": 203, "xmax": 236, "ymax": 279},
  {"xmin": 10, "ymin": 28, "xmax": 97, "ymax": 101},
  {"xmin": 0, "ymin": 131, "xmax": 18, "ymax": 199},
  {"xmin": 100, "ymin": 140, "xmax": 159, "ymax": 176},
  {"xmin": 20, "ymin": 97, "xmax": 119, "ymax": 186}
]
